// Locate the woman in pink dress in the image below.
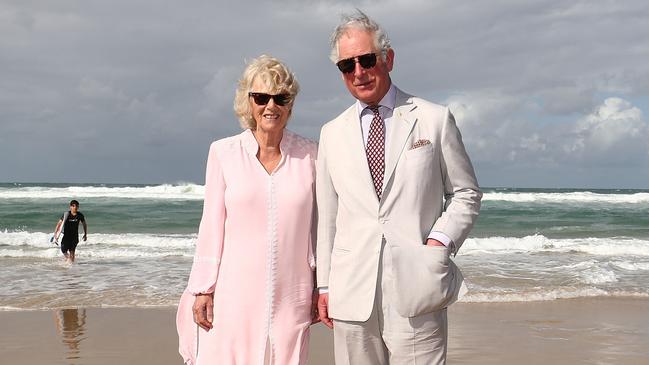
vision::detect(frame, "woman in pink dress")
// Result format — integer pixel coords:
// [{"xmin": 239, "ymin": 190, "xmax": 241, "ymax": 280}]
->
[{"xmin": 176, "ymin": 55, "xmax": 318, "ymax": 365}]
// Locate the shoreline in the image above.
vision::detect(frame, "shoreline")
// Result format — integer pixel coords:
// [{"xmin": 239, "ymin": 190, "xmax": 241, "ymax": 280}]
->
[{"xmin": 1, "ymin": 297, "xmax": 648, "ymax": 364}]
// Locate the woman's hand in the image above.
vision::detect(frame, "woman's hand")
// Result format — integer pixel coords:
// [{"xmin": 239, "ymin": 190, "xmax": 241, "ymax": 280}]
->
[{"xmin": 192, "ymin": 293, "xmax": 214, "ymax": 331}]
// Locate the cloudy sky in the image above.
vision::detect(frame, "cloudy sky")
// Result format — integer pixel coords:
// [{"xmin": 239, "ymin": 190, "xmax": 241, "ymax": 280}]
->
[{"xmin": 2, "ymin": 0, "xmax": 648, "ymax": 188}]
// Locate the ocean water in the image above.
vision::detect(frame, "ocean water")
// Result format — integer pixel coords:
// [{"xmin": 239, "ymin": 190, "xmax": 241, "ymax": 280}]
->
[{"xmin": 1, "ymin": 183, "xmax": 648, "ymax": 310}]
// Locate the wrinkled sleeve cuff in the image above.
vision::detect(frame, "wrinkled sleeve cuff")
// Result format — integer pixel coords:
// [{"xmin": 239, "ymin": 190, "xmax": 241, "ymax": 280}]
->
[
  {"xmin": 186, "ymin": 257, "xmax": 220, "ymax": 295},
  {"xmin": 427, "ymin": 230, "xmax": 453, "ymax": 247}
]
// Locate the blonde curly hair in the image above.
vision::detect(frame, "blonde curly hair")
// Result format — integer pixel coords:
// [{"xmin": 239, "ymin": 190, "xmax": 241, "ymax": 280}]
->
[{"xmin": 234, "ymin": 55, "xmax": 300, "ymax": 129}]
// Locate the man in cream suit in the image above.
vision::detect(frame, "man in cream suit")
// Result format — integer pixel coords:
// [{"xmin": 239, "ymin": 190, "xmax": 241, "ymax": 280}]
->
[{"xmin": 316, "ymin": 10, "xmax": 482, "ymax": 365}]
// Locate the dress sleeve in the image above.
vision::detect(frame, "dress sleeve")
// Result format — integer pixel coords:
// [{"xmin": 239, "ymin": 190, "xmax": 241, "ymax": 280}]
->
[{"xmin": 186, "ymin": 142, "xmax": 227, "ymax": 295}]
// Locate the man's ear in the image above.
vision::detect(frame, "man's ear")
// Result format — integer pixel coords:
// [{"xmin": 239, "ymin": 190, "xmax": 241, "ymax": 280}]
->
[{"xmin": 385, "ymin": 48, "xmax": 395, "ymax": 72}]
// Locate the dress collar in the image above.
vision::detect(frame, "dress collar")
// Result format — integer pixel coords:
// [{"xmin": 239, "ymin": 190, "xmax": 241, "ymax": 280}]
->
[{"xmin": 241, "ymin": 128, "xmax": 293, "ymax": 157}]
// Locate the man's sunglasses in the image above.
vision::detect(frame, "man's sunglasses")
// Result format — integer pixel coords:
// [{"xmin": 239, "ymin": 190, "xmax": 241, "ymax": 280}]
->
[
  {"xmin": 336, "ymin": 53, "xmax": 378, "ymax": 74},
  {"xmin": 248, "ymin": 92, "xmax": 292, "ymax": 106}
]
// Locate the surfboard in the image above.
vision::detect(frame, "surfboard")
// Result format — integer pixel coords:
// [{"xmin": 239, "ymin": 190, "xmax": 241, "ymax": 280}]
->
[{"xmin": 50, "ymin": 211, "xmax": 69, "ymax": 247}]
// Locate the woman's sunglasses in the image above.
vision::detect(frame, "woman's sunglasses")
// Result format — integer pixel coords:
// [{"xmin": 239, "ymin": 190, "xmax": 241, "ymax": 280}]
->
[
  {"xmin": 336, "ymin": 53, "xmax": 378, "ymax": 74},
  {"xmin": 248, "ymin": 92, "xmax": 292, "ymax": 106}
]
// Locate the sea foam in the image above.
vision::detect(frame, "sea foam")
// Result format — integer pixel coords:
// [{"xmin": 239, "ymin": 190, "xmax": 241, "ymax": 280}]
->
[
  {"xmin": 0, "ymin": 184, "xmax": 204, "ymax": 200},
  {"xmin": 460, "ymin": 288, "xmax": 649, "ymax": 303},
  {"xmin": 483, "ymin": 191, "xmax": 649, "ymax": 204},
  {"xmin": 461, "ymin": 235, "xmax": 649, "ymax": 257},
  {"xmin": 3, "ymin": 185, "xmax": 646, "ymax": 204},
  {"xmin": 0, "ymin": 230, "xmax": 196, "ymax": 258}
]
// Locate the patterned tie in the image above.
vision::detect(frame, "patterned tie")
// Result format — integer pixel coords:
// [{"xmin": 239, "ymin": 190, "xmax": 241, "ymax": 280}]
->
[{"xmin": 366, "ymin": 105, "xmax": 385, "ymax": 199}]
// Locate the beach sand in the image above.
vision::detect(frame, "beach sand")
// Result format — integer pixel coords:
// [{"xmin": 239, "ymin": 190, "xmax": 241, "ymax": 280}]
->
[{"xmin": 1, "ymin": 298, "xmax": 648, "ymax": 364}]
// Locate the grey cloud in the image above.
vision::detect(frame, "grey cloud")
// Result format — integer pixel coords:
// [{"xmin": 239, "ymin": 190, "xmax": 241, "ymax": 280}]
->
[
  {"xmin": 567, "ymin": 97, "xmax": 649, "ymax": 166},
  {"xmin": 1, "ymin": 0, "xmax": 648, "ymax": 188},
  {"xmin": 539, "ymin": 86, "xmax": 594, "ymax": 115},
  {"xmin": 448, "ymin": 91, "xmax": 649, "ymax": 187}
]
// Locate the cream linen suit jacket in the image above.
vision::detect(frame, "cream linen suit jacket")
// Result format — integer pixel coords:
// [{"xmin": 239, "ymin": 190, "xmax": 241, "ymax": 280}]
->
[{"xmin": 316, "ymin": 88, "xmax": 482, "ymax": 321}]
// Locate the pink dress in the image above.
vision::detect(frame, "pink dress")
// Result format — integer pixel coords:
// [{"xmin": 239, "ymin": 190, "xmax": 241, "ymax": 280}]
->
[{"xmin": 177, "ymin": 129, "xmax": 317, "ymax": 365}]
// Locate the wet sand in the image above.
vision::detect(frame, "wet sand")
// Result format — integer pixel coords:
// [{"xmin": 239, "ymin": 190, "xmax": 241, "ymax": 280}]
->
[{"xmin": 1, "ymin": 298, "xmax": 648, "ymax": 364}]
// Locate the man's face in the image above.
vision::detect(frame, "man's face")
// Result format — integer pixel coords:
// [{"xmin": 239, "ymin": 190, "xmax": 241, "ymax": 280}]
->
[
  {"xmin": 337, "ymin": 28, "xmax": 394, "ymax": 105},
  {"xmin": 70, "ymin": 204, "xmax": 78, "ymax": 214}
]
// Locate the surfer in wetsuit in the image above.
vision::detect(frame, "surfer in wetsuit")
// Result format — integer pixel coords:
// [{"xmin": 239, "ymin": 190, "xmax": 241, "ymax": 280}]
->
[{"xmin": 52, "ymin": 200, "xmax": 88, "ymax": 263}]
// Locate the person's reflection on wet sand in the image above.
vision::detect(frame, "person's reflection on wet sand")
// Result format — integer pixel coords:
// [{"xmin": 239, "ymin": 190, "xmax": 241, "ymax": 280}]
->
[{"xmin": 54, "ymin": 308, "xmax": 87, "ymax": 361}]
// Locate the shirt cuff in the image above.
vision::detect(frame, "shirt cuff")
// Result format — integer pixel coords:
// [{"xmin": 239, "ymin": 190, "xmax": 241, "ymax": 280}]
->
[
  {"xmin": 318, "ymin": 287, "xmax": 329, "ymax": 294},
  {"xmin": 427, "ymin": 231, "xmax": 452, "ymax": 247}
]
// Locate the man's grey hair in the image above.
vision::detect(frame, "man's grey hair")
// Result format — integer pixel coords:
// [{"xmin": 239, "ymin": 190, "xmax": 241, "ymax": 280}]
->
[{"xmin": 329, "ymin": 9, "xmax": 391, "ymax": 63}]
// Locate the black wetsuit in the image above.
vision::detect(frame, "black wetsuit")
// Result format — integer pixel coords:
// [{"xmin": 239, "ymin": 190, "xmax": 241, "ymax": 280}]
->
[{"xmin": 60, "ymin": 211, "xmax": 85, "ymax": 253}]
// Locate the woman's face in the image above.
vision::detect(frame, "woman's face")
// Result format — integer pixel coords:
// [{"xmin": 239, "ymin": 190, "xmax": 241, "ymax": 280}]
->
[{"xmin": 249, "ymin": 78, "xmax": 292, "ymax": 134}]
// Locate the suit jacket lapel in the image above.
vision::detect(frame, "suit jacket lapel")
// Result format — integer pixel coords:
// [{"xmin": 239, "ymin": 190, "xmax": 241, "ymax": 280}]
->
[{"xmin": 383, "ymin": 89, "xmax": 417, "ymax": 198}]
